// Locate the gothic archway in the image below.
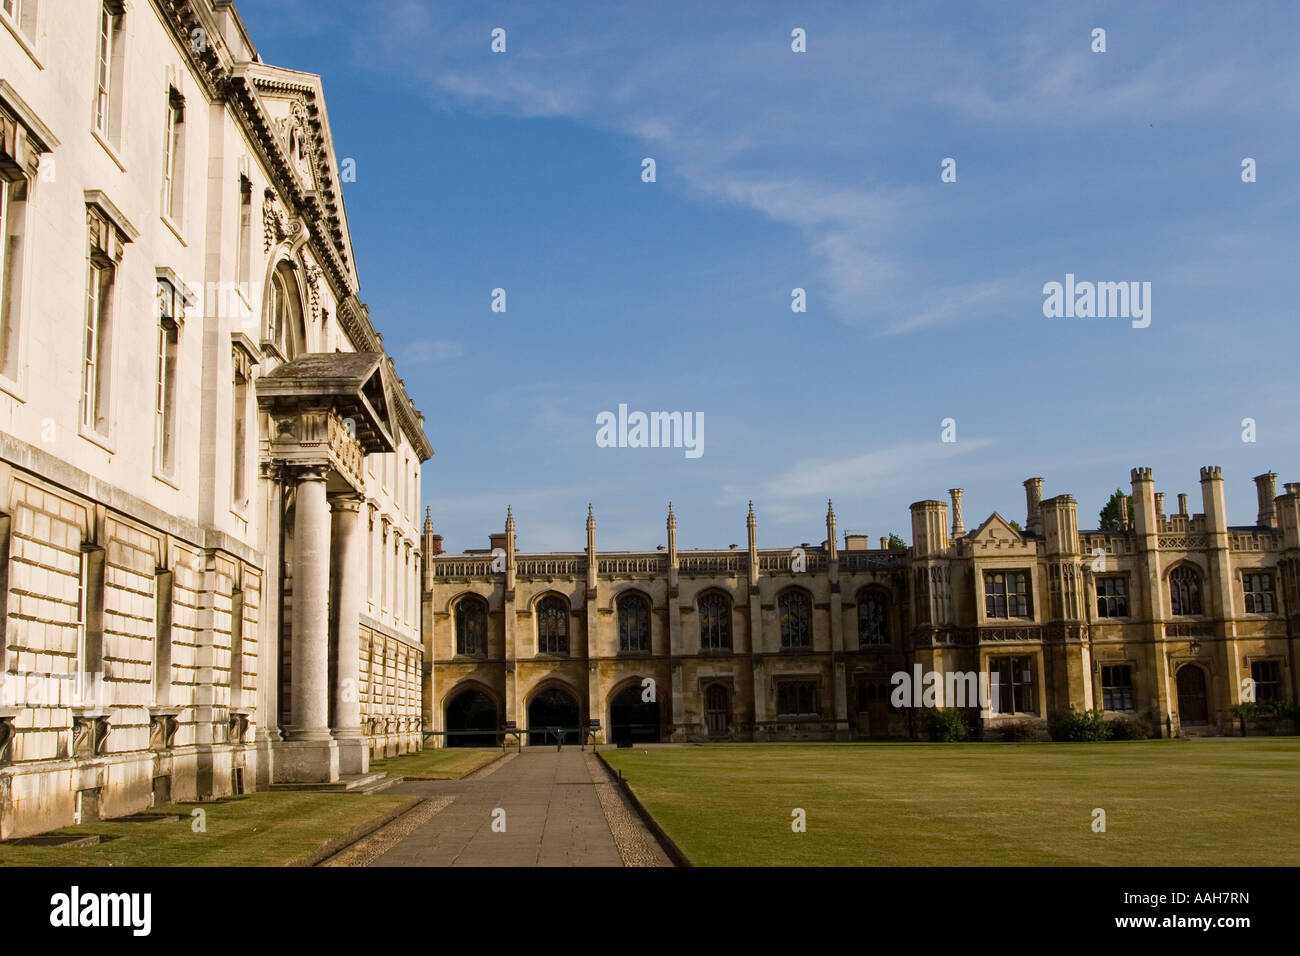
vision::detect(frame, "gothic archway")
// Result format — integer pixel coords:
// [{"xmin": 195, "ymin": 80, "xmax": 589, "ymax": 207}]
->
[
  {"xmin": 445, "ymin": 686, "xmax": 500, "ymax": 747},
  {"xmin": 527, "ymin": 685, "xmax": 580, "ymax": 746},
  {"xmin": 609, "ymin": 681, "xmax": 661, "ymax": 744}
]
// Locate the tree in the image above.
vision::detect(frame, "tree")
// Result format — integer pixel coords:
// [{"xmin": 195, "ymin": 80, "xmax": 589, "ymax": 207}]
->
[
  {"xmin": 1008, "ymin": 520, "xmax": 1023, "ymax": 533},
  {"xmin": 887, "ymin": 533, "xmax": 907, "ymax": 550},
  {"xmin": 1098, "ymin": 489, "xmax": 1133, "ymax": 531}
]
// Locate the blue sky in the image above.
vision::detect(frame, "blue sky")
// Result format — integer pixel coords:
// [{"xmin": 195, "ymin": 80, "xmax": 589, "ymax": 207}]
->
[{"xmin": 238, "ymin": 1, "xmax": 1300, "ymax": 553}]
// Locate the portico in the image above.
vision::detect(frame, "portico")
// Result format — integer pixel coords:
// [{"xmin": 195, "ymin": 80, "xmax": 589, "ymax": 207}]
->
[{"xmin": 258, "ymin": 352, "xmax": 399, "ymax": 782}]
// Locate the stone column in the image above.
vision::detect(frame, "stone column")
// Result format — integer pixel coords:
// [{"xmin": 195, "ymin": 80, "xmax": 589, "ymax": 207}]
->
[
  {"xmin": 331, "ymin": 495, "xmax": 368, "ymax": 775},
  {"xmin": 277, "ymin": 466, "xmax": 340, "ymax": 782},
  {"xmin": 255, "ymin": 462, "xmax": 283, "ymax": 791}
]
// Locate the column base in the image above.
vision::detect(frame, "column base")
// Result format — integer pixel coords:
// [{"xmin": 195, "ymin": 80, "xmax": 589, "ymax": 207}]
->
[
  {"xmin": 272, "ymin": 739, "xmax": 340, "ymax": 784},
  {"xmin": 334, "ymin": 734, "xmax": 369, "ymax": 776}
]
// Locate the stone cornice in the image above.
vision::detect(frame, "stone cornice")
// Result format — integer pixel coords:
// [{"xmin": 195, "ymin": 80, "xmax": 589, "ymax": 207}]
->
[
  {"xmin": 150, "ymin": 0, "xmax": 231, "ymax": 101},
  {"xmin": 148, "ymin": 1, "xmax": 432, "ymax": 464},
  {"xmin": 338, "ymin": 296, "xmax": 433, "ymax": 462}
]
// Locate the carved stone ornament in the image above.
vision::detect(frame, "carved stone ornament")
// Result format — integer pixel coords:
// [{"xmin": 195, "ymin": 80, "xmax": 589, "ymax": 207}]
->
[
  {"xmin": 228, "ymin": 712, "xmax": 251, "ymax": 745},
  {"xmin": 0, "ymin": 716, "xmax": 14, "ymax": 765},
  {"xmin": 262, "ymin": 188, "xmax": 304, "ymax": 252},
  {"xmin": 149, "ymin": 712, "xmax": 179, "ymax": 752},
  {"xmin": 305, "ymin": 264, "xmax": 323, "ymax": 323},
  {"xmin": 73, "ymin": 715, "xmax": 110, "ymax": 758}
]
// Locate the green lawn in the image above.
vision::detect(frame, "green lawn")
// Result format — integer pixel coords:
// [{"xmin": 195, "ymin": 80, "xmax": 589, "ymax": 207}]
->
[
  {"xmin": 601, "ymin": 739, "xmax": 1300, "ymax": 866},
  {"xmin": 370, "ymin": 747, "xmax": 500, "ymax": 779},
  {"xmin": 0, "ymin": 792, "xmax": 416, "ymax": 867}
]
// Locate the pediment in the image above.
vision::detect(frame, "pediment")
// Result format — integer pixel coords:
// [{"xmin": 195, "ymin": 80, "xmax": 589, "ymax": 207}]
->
[
  {"xmin": 237, "ymin": 63, "xmax": 359, "ymax": 292},
  {"xmin": 969, "ymin": 512, "xmax": 1025, "ymax": 545},
  {"xmin": 265, "ymin": 95, "xmax": 322, "ymax": 191}
]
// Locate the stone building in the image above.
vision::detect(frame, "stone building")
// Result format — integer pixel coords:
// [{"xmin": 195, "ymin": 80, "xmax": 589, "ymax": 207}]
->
[
  {"xmin": 422, "ymin": 468, "xmax": 1299, "ymax": 745},
  {"xmin": 0, "ymin": 0, "xmax": 429, "ymax": 838}
]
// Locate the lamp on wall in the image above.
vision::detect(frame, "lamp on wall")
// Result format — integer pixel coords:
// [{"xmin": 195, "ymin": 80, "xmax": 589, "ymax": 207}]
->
[{"xmin": 1189, "ymin": 638, "xmax": 1202, "ymax": 655}]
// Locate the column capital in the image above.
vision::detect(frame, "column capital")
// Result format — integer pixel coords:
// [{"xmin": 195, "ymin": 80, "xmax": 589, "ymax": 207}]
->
[
  {"xmin": 290, "ymin": 463, "xmax": 331, "ymax": 484},
  {"xmin": 329, "ymin": 494, "xmax": 366, "ymax": 515}
]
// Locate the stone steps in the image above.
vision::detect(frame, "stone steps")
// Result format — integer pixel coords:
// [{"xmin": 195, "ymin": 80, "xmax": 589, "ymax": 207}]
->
[{"xmin": 272, "ymin": 772, "xmax": 401, "ymax": 795}]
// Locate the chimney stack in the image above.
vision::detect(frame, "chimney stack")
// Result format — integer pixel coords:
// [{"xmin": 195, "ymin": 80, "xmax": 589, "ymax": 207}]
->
[
  {"xmin": 1024, "ymin": 478, "xmax": 1044, "ymax": 535},
  {"xmin": 1255, "ymin": 472, "xmax": 1278, "ymax": 527},
  {"xmin": 949, "ymin": 488, "xmax": 965, "ymax": 538}
]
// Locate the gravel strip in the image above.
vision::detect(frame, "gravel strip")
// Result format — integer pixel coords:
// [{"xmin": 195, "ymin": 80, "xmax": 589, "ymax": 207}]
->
[
  {"xmin": 584, "ymin": 752, "xmax": 671, "ymax": 867},
  {"xmin": 318, "ymin": 796, "xmax": 455, "ymax": 867}
]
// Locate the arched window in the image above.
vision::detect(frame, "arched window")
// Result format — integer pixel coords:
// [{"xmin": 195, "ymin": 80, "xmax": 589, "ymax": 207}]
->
[
  {"xmin": 267, "ymin": 264, "xmax": 307, "ymax": 358},
  {"xmin": 454, "ymin": 596, "xmax": 487, "ymax": 656},
  {"xmin": 1169, "ymin": 565, "xmax": 1202, "ymax": 616},
  {"xmin": 537, "ymin": 595, "xmax": 568, "ymax": 655},
  {"xmin": 617, "ymin": 593, "xmax": 650, "ymax": 653},
  {"xmin": 268, "ymin": 271, "xmax": 287, "ymax": 352},
  {"xmin": 698, "ymin": 592, "xmax": 731, "ymax": 651},
  {"xmin": 779, "ymin": 589, "xmax": 811, "ymax": 649},
  {"xmin": 858, "ymin": 589, "xmax": 889, "ymax": 646}
]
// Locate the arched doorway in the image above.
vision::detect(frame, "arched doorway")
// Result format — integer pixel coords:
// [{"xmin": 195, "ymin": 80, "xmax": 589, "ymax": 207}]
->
[
  {"xmin": 1176, "ymin": 665, "xmax": 1209, "ymax": 725},
  {"xmin": 445, "ymin": 688, "xmax": 499, "ymax": 747},
  {"xmin": 609, "ymin": 683, "xmax": 661, "ymax": 744},
  {"xmin": 704, "ymin": 683, "xmax": 730, "ymax": 738},
  {"xmin": 528, "ymin": 686, "xmax": 580, "ymax": 746}
]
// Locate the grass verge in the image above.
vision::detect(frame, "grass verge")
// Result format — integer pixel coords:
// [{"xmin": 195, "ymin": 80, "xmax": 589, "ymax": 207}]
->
[
  {"xmin": 370, "ymin": 747, "xmax": 500, "ymax": 780},
  {"xmin": 0, "ymin": 792, "xmax": 416, "ymax": 867},
  {"xmin": 600, "ymin": 739, "xmax": 1300, "ymax": 866}
]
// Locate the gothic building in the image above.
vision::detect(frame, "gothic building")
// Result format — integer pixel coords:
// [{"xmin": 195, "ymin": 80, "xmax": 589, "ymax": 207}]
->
[
  {"xmin": 0, "ymin": 0, "xmax": 429, "ymax": 838},
  {"xmin": 422, "ymin": 468, "xmax": 1299, "ymax": 746}
]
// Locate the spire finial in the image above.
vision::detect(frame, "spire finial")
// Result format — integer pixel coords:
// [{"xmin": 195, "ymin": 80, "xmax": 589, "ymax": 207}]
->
[{"xmin": 748, "ymin": 499, "xmax": 754, "ymax": 515}]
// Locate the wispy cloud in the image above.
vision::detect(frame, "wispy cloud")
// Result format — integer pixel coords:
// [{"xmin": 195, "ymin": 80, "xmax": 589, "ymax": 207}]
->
[
  {"xmin": 398, "ymin": 338, "xmax": 464, "ymax": 363},
  {"xmin": 351, "ymin": 2, "xmax": 1298, "ymax": 341},
  {"xmin": 725, "ymin": 438, "xmax": 997, "ymax": 506}
]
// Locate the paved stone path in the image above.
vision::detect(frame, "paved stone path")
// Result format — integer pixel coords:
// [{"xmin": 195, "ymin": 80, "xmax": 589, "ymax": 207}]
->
[{"xmin": 336, "ymin": 748, "xmax": 668, "ymax": 867}]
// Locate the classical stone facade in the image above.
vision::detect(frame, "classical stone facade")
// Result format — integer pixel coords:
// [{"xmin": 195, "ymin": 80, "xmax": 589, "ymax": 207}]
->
[
  {"xmin": 0, "ymin": 1, "xmax": 429, "ymax": 837},
  {"xmin": 423, "ymin": 468, "xmax": 1300, "ymax": 746}
]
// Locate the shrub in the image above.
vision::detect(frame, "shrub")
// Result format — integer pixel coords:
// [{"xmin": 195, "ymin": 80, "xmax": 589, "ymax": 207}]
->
[
  {"xmin": 925, "ymin": 708, "xmax": 968, "ymax": 742},
  {"xmin": 1233, "ymin": 700, "xmax": 1300, "ymax": 735},
  {"xmin": 997, "ymin": 719, "xmax": 1039, "ymax": 742},
  {"xmin": 1049, "ymin": 707, "xmax": 1111, "ymax": 742},
  {"xmin": 1106, "ymin": 714, "xmax": 1150, "ymax": 740}
]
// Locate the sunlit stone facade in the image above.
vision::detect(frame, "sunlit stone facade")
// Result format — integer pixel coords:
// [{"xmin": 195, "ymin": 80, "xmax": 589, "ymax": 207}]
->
[
  {"xmin": 0, "ymin": 0, "xmax": 430, "ymax": 837},
  {"xmin": 423, "ymin": 469, "xmax": 1299, "ymax": 746}
]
